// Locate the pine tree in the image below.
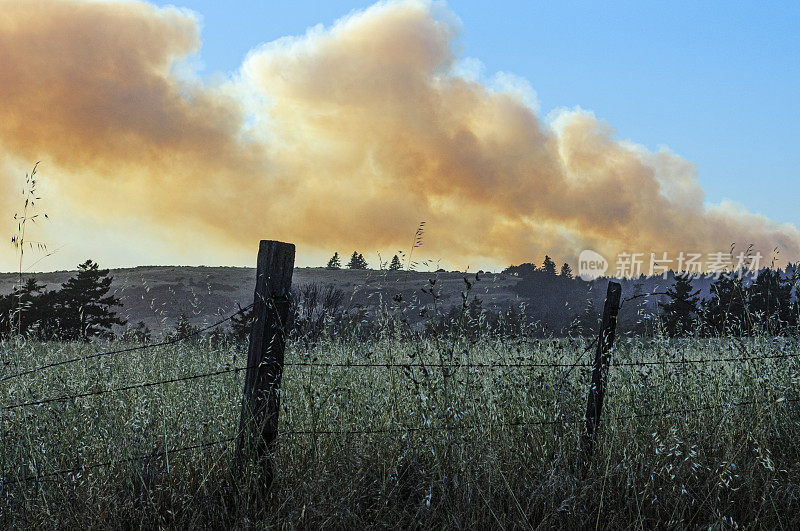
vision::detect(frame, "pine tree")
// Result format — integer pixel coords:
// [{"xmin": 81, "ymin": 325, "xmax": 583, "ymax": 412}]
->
[
  {"xmin": 347, "ymin": 251, "xmax": 368, "ymax": 270},
  {"xmin": 54, "ymin": 260, "xmax": 126, "ymax": 340},
  {"xmin": 542, "ymin": 255, "xmax": 557, "ymax": 275},
  {"xmin": 169, "ymin": 312, "xmax": 201, "ymax": 342},
  {"xmin": 748, "ymin": 268, "xmax": 795, "ymax": 333},
  {"xmin": 230, "ymin": 304, "xmax": 254, "ymax": 341},
  {"xmin": 389, "ymin": 254, "xmax": 402, "ymax": 271},
  {"xmin": 1, "ymin": 277, "xmax": 44, "ymax": 337},
  {"xmin": 326, "ymin": 252, "xmax": 341, "ymax": 270},
  {"xmin": 122, "ymin": 321, "xmax": 152, "ymax": 343},
  {"xmin": 347, "ymin": 251, "xmax": 359, "ymax": 269},
  {"xmin": 703, "ymin": 272, "xmax": 749, "ymax": 335},
  {"xmin": 10, "ymin": 279, "xmax": 62, "ymax": 339},
  {"xmin": 560, "ymin": 263, "xmax": 573, "ymax": 278},
  {"xmin": 660, "ymin": 273, "xmax": 701, "ymax": 336},
  {"xmin": 0, "ymin": 292, "xmax": 11, "ymax": 338},
  {"xmin": 11, "ymin": 277, "xmax": 51, "ymax": 337}
]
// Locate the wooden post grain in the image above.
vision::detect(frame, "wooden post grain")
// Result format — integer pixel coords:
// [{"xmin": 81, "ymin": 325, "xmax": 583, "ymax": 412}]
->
[
  {"xmin": 583, "ymin": 280, "xmax": 622, "ymax": 456},
  {"xmin": 237, "ymin": 240, "xmax": 295, "ymax": 472}
]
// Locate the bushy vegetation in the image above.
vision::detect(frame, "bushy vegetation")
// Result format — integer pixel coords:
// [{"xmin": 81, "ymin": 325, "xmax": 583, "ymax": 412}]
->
[
  {"xmin": 0, "ymin": 260, "xmax": 125, "ymax": 341},
  {"xmin": 504, "ymin": 257, "xmax": 800, "ymax": 338},
  {"xmin": 699, "ymin": 267, "xmax": 799, "ymax": 336}
]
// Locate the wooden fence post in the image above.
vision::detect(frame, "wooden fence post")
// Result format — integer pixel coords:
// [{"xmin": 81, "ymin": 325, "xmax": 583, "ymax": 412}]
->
[
  {"xmin": 237, "ymin": 240, "xmax": 295, "ymax": 479},
  {"xmin": 583, "ymin": 280, "xmax": 622, "ymax": 456}
]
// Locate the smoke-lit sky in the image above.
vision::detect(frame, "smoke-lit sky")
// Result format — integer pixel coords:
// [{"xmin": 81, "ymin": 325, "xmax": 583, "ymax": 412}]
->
[{"xmin": 2, "ymin": 0, "xmax": 799, "ymax": 273}]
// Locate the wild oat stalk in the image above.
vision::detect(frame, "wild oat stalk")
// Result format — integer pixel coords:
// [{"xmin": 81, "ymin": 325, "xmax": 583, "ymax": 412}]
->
[
  {"xmin": 9, "ymin": 162, "xmax": 48, "ymax": 339},
  {"xmin": 406, "ymin": 221, "xmax": 425, "ymax": 271}
]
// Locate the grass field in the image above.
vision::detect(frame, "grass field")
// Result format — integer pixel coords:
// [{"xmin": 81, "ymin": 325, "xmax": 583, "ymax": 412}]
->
[{"xmin": 2, "ymin": 334, "xmax": 800, "ymax": 528}]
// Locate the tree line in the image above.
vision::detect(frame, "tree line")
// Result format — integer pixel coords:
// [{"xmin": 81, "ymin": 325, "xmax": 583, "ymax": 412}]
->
[
  {"xmin": 506, "ymin": 256, "xmax": 799, "ymax": 337},
  {"xmin": 503, "ymin": 255, "xmax": 573, "ymax": 278},
  {"xmin": 658, "ymin": 266, "xmax": 799, "ymax": 336},
  {"xmin": 326, "ymin": 251, "xmax": 404, "ymax": 271},
  {"xmin": 3, "ymin": 255, "xmax": 797, "ymax": 342}
]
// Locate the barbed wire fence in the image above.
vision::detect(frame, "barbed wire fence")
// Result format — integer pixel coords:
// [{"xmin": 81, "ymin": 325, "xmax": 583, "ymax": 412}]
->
[{"xmin": 2, "ymin": 242, "xmax": 799, "ymax": 494}]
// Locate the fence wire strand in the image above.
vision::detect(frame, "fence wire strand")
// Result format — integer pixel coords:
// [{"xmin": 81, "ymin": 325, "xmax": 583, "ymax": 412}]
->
[
  {"xmin": 283, "ymin": 360, "xmax": 591, "ymax": 369},
  {"xmin": 4, "ymin": 357, "xmax": 596, "ymax": 412},
  {"xmin": 6, "ymin": 342, "xmax": 799, "ymax": 411},
  {"xmin": 4, "ymin": 437, "xmax": 237, "ymax": 485},
  {"xmin": 612, "ymin": 350, "xmax": 800, "ymax": 367},
  {"xmin": 0, "ymin": 304, "xmax": 253, "ymax": 384},
  {"xmin": 3, "ymin": 365, "xmax": 252, "ymax": 411},
  {"xmin": 7, "ymin": 396, "xmax": 797, "ymax": 486}
]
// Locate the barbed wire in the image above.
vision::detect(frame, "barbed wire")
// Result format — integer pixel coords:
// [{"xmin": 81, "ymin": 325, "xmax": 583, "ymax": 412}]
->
[
  {"xmin": 2, "ymin": 419, "xmax": 579, "ymax": 485},
  {"xmin": 612, "ymin": 350, "xmax": 800, "ymax": 367},
  {"xmin": 279, "ymin": 417, "xmax": 573, "ymax": 436},
  {"xmin": 4, "ymin": 357, "xmax": 595, "ymax": 412},
  {"xmin": 0, "ymin": 304, "xmax": 253, "ymax": 384},
  {"xmin": 557, "ymin": 335, "xmax": 598, "ymax": 383},
  {"xmin": 622, "ymin": 291, "xmax": 671, "ymax": 304},
  {"xmin": 280, "ymin": 395, "xmax": 800, "ymax": 437},
  {"xmin": 283, "ymin": 360, "xmax": 591, "ymax": 369},
  {"xmin": 608, "ymin": 396, "xmax": 799, "ymax": 422},
  {"xmin": 3, "ymin": 365, "xmax": 253, "ymax": 411},
  {"xmin": 4, "ymin": 437, "xmax": 237, "ymax": 485},
  {"xmin": 10, "ymin": 346, "xmax": 798, "ymax": 412},
  {"xmin": 10, "ymin": 395, "xmax": 797, "ymax": 485},
  {"xmin": 287, "ymin": 335, "xmax": 600, "ymax": 372}
]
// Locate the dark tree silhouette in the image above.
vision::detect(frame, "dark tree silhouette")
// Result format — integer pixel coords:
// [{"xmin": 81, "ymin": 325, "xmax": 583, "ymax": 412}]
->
[
  {"xmin": 2, "ymin": 277, "xmax": 48, "ymax": 337},
  {"xmin": 122, "ymin": 321, "xmax": 152, "ymax": 343},
  {"xmin": 167, "ymin": 312, "xmax": 201, "ymax": 342},
  {"xmin": 230, "ymin": 304, "xmax": 254, "ymax": 341},
  {"xmin": 659, "ymin": 273, "xmax": 701, "ymax": 336},
  {"xmin": 503, "ymin": 262, "xmax": 537, "ymax": 277},
  {"xmin": 748, "ymin": 268, "xmax": 795, "ymax": 333},
  {"xmin": 542, "ymin": 255, "xmax": 557, "ymax": 276},
  {"xmin": 703, "ymin": 272, "xmax": 749, "ymax": 335},
  {"xmin": 560, "ymin": 263, "xmax": 573, "ymax": 278},
  {"xmin": 54, "ymin": 260, "xmax": 125, "ymax": 340},
  {"xmin": 346, "ymin": 251, "xmax": 358, "ymax": 269},
  {"xmin": 347, "ymin": 251, "xmax": 368, "ymax": 269},
  {"xmin": 326, "ymin": 252, "xmax": 341, "ymax": 270},
  {"xmin": 0, "ymin": 292, "xmax": 10, "ymax": 337},
  {"xmin": 389, "ymin": 254, "xmax": 402, "ymax": 271}
]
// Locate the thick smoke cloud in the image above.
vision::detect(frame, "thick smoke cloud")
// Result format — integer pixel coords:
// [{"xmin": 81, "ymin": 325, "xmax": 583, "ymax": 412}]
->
[{"xmin": 1, "ymin": 0, "xmax": 798, "ymax": 271}]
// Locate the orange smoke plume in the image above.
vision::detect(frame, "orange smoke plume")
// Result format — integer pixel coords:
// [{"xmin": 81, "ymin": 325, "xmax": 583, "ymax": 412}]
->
[{"xmin": 1, "ymin": 0, "xmax": 798, "ymax": 271}]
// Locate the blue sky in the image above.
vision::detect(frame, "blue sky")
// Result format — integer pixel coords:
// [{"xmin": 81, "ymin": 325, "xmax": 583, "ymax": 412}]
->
[{"xmin": 153, "ymin": 0, "xmax": 800, "ymax": 227}]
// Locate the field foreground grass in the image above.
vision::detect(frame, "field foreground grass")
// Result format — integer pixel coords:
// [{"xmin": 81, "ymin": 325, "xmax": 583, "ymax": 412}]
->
[{"xmin": 2, "ymin": 335, "xmax": 800, "ymax": 528}]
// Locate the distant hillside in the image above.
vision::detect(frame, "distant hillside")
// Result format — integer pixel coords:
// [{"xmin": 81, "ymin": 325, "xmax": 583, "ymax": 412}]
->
[
  {"xmin": 0, "ymin": 267, "xmax": 521, "ymax": 334},
  {"xmin": 0, "ymin": 266, "xmax": 724, "ymax": 336}
]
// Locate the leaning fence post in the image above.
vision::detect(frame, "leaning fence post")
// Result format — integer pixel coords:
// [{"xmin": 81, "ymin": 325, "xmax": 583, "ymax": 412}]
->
[
  {"xmin": 583, "ymin": 281, "xmax": 622, "ymax": 456},
  {"xmin": 237, "ymin": 240, "xmax": 295, "ymax": 481}
]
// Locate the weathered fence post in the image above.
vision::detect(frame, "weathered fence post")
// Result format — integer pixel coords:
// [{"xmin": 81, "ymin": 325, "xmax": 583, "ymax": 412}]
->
[
  {"xmin": 237, "ymin": 240, "xmax": 295, "ymax": 482},
  {"xmin": 583, "ymin": 281, "xmax": 622, "ymax": 456}
]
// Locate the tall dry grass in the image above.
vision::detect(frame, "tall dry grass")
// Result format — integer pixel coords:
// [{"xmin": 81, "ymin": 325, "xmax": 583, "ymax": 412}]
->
[{"xmin": 2, "ymin": 332, "xmax": 799, "ymax": 528}]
